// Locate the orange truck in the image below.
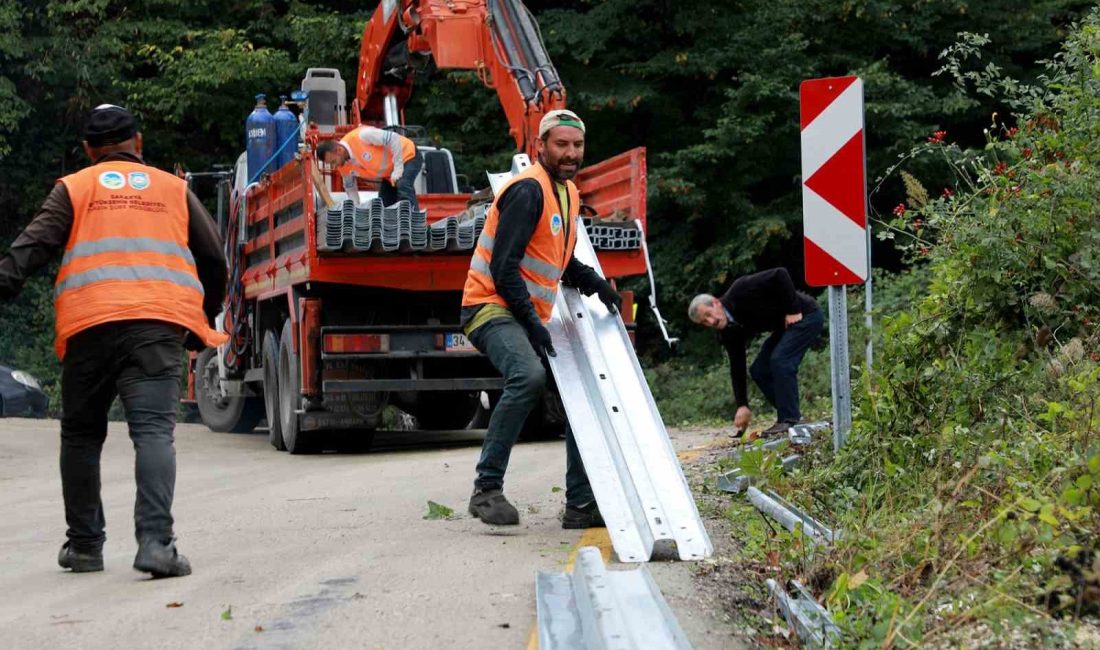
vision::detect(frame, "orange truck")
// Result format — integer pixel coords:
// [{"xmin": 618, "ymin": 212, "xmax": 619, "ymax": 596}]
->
[{"xmin": 186, "ymin": 0, "xmax": 649, "ymax": 453}]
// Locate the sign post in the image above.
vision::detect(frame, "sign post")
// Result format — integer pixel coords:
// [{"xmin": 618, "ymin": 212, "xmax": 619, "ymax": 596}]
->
[{"xmin": 799, "ymin": 76, "xmax": 868, "ymax": 451}]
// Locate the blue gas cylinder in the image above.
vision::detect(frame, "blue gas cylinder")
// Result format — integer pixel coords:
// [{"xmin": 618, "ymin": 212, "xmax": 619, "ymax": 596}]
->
[
  {"xmin": 245, "ymin": 94, "xmax": 275, "ymax": 182},
  {"xmin": 273, "ymin": 96, "xmax": 298, "ymax": 171}
]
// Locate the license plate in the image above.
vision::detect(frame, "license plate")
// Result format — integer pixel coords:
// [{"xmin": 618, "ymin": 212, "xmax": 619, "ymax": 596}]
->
[{"xmin": 444, "ymin": 333, "xmax": 476, "ymax": 352}]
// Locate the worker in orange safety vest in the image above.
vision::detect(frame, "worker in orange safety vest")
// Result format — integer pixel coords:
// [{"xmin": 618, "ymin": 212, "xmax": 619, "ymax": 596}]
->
[
  {"xmin": 0, "ymin": 104, "xmax": 228, "ymax": 578},
  {"xmin": 460, "ymin": 109, "xmax": 622, "ymax": 529},
  {"xmin": 316, "ymin": 126, "xmax": 422, "ymax": 210}
]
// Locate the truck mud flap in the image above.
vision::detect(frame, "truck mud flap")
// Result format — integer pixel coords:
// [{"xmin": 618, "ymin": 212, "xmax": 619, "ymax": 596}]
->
[{"xmin": 547, "ymin": 225, "xmax": 712, "ymax": 562}]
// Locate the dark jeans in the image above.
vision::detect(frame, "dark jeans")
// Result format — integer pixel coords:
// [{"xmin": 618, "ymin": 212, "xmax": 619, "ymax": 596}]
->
[
  {"xmin": 749, "ymin": 309, "xmax": 824, "ymax": 422},
  {"xmin": 60, "ymin": 320, "xmax": 184, "ymax": 552},
  {"xmin": 468, "ymin": 317, "xmax": 594, "ymax": 509},
  {"xmin": 379, "ymin": 151, "xmax": 422, "ymax": 212}
]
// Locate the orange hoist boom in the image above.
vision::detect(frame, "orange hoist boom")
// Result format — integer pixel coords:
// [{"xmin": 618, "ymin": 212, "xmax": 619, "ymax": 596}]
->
[{"xmin": 356, "ymin": 0, "xmax": 565, "ymax": 159}]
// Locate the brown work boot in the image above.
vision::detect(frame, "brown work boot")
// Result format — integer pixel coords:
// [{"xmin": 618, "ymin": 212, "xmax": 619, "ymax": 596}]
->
[
  {"xmin": 760, "ymin": 420, "xmax": 799, "ymax": 437},
  {"xmin": 468, "ymin": 488, "xmax": 520, "ymax": 526}
]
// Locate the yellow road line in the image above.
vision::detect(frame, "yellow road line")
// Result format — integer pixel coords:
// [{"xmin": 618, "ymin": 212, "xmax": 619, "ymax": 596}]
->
[
  {"xmin": 565, "ymin": 527, "xmax": 613, "ymax": 570},
  {"xmin": 525, "ymin": 527, "xmax": 613, "ymax": 649},
  {"xmin": 527, "ymin": 431, "xmax": 754, "ymax": 647}
]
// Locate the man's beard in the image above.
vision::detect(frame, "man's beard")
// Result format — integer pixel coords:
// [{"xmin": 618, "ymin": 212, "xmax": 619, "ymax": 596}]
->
[{"xmin": 540, "ymin": 152, "xmax": 581, "ymax": 182}]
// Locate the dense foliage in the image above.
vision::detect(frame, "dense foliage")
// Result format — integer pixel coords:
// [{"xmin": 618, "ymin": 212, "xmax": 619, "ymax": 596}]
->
[
  {"xmin": 734, "ymin": 14, "xmax": 1099, "ymax": 645},
  {"xmin": 0, "ymin": 0, "xmax": 1093, "ymax": 392},
  {"xmin": 1, "ymin": 2, "xmax": 1096, "ymax": 642}
]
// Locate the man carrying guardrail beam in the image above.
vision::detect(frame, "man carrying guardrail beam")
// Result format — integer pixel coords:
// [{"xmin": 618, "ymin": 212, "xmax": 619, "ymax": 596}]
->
[
  {"xmin": 689, "ymin": 268, "xmax": 824, "ymax": 436},
  {"xmin": 460, "ymin": 110, "xmax": 622, "ymax": 528}
]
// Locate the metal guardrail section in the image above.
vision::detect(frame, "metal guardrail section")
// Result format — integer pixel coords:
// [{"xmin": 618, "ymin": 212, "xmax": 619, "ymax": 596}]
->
[
  {"xmin": 766, "ymin": 578, "xmax": 841, "ymax": 649},
  {"xmin": 318, "ymin": 199, "xmax": 487, "ymax": 252},
  {"xmin": 717, "ymin": 454, "xmax": 801, "ymax": 494},
  {"xmin": 716, "ymin": 422, "xmax": 830, "ymax": 493},
  {"xmin": 747, "ymin": 487, "xmax": 838, "ymax": 545},
  {"xmin": 547, "ymin": 225, "xmax": 712, "ymax": 562},
  {"xmin": 536, "ymin": 547, "xmax": 693, "ymax": 650}
]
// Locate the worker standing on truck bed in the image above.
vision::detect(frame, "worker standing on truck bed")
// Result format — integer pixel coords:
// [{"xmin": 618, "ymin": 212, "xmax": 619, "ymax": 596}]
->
[
  {"xmin": 460, "ymin": 109, "xmax": 622, "ymax": 528},
  {"xmin": 688, "ymin": 268, "xmax": 824, "ymax": 437},
  {"xmin": 316, "ymin": 126, "xmax": 422, "ymax": 211},
  {"xmin": 0, "ymin": 104, "xmax": 228, "ymax": 578}
]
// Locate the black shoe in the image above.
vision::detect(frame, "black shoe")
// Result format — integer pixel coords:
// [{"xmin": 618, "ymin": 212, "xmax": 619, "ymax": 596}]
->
[
  {"xmin": 468, "ymin": 488, "xmax": 520, "ymax": 526},
  {"xmin": 57, "ymin": 542, "xmax": 103, "ymax": 573},
  {"xmin": 134, "ymin": 538, "xmax": 192, "ymax": 578},
  {"xmin": 761, "ymin": 420, "xmax": 799, "ymax": 437},
  {"xmin": 562, "ymin": 502, "xmax": 605, "ymax": 529}
]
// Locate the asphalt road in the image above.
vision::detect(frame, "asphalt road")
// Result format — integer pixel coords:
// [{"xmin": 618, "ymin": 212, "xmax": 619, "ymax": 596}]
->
[{"xmin": 0, "ymin": 418, "xmax": 739, "ymax": 649}]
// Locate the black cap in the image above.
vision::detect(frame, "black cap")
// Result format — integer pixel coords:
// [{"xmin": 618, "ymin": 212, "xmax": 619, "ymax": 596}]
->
[{"xmin": 84, "ymin": 104, "xmax": 138, "ymax": 147}]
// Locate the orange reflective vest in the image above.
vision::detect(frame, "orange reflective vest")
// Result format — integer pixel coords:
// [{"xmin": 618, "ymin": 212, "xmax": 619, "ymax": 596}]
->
[
  {"xmin": 54, "ymin": 161, "xmax": 228, "ymax": 359},
  {"xmin": 462, "ymin": 163, "xmax": 580, "ymax": 323},
  {"xmin": 336, "ymin": 128, "xmax": 418, "ymax": 180}
]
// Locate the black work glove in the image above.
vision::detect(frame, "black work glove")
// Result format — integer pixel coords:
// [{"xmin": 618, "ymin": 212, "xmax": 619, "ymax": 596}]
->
[
  {"xmin": 527, "ymin": 321, "xmax": 556, "ymax": 358},
  {"xmin": 594, "ymin": 279, "xmax": 623, "ymax": 314}
]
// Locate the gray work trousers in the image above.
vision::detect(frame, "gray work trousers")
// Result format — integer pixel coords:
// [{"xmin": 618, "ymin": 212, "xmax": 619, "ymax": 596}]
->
[{"xmin": 60, "ymin": 321, "xmax": 183, "ymax": 552}]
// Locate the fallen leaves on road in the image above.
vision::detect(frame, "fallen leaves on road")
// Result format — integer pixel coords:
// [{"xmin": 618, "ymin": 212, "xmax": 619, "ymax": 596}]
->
[
  {"xmin": 550, "ymin": 486, "xmax": 562, "ymax": 493},
  {"xmin": 254, "ymin": 625, "xmax": 264, "ymax": 633},
  {"xmin": 424, "ymin": 500, "xmax": 455, "ymax": 520},
  {"xmin": 165, "ymin": 602, "xmax": 183, "ymax": 608},
  {"xmin": 221, "ymin": 605, "xmax": 233, "ymax": 621}
]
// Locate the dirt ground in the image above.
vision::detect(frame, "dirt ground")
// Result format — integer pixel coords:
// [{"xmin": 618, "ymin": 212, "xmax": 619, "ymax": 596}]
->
[{"xmin": 673, "ymin": 426, "xmax": 800, "ymax": 649}]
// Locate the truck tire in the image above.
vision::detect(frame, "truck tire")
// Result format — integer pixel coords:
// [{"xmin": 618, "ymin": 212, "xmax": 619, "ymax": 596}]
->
[
  {"xmin": 196, "ymin": 348, "xmax": 264, "ymax": 433},
  {"xmin": 262, "ymin": 330, "xmax": 285, "ymax": 451},
  {"xmin": 278, "ymin": 320, "xmax": 318, "ymax": 454},
  {"xmin": 412, "ymin": 391, "xmax": 481, "ymax": 430}
]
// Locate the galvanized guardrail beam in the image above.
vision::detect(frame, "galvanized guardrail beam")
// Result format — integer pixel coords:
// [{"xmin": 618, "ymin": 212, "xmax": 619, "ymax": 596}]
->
[
  {"xmin": 767, "ymin": 579, "xmax": 841, "ymax": 649},
  {"xmin": 716, "ymin": 453, "xmax": 802, "ymax": 494},
  {"xmin": 747, "ymin": 487, "xmax": 838, "ymax": 545},
  {"xmin": 547, "ymin": 225, "xmax": 712, "ymax": 562},
  {"xmin": 716, "ymin": 422, "xmax": 828, "ymax": 493},
  {"xmin": 536, "ymin": 547, "xmax": 693, "ymax": 650}
]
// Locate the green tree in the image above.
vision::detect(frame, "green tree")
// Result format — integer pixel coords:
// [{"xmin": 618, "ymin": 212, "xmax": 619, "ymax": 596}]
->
[{"xmin": 0, "ymin": 0, "xmax": 1092, "ymax": 395}]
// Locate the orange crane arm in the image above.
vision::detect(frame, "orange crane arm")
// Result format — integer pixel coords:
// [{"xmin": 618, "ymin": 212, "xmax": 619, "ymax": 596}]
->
[{"xmin": 356, "ymin": 0, "xmax": 566, "ymax": 160}]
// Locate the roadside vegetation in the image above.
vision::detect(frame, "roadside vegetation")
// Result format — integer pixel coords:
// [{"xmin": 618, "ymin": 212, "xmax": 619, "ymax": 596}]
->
[
  {"xmin": 0, "ymin": 1, "xmax": 1091, "ymax": 416},
  {"xmin": 705, "ymin": 14, "xmax": 1100, "ymax": 647}
]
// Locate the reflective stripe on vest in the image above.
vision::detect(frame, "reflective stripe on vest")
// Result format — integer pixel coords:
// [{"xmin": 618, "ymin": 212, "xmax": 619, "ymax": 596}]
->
[
  {"xmin": 461, "ymin": 163, "xmax": 580, "ymax": 322},
  {"xmin": 60, "ymin": 237, "xmax": 197, "ymax": 267},
  {"xmin": 475, "ymin": 233, "xmax": 564, "ymax": 285},
  {"xmin": 467, "ymin": 255, "xmax": 558, "ymax": 306},
  {"xmin": 55, "ymin": 265, "xmax": 204, "ymax": 297},
  {"xmin": 53, "ymin": 160, "xmax": 227, "ymax": 359},
  {"xmin": 338, "ymin": 129, "xmax": 417, "ymax": 180}
]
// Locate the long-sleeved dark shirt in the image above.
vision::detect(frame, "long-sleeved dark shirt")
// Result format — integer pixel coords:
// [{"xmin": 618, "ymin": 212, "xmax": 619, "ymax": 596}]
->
[
  {"xmin": 461, "ymin": 166, "xmax": 604, "ymax": 330},
  {"xmin": 718, "ymin": 268, "xmax": 819, "ymax": 408},
  {"xmin": 0, "ymin": 152, "xmax": 228, "ymax": 325}
]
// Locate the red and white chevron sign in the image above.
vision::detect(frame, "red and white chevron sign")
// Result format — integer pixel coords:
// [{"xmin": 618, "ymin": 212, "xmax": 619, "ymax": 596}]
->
[{"xmin": 800, "ymin": 76, "xmax": 868, "ymax": 286}]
